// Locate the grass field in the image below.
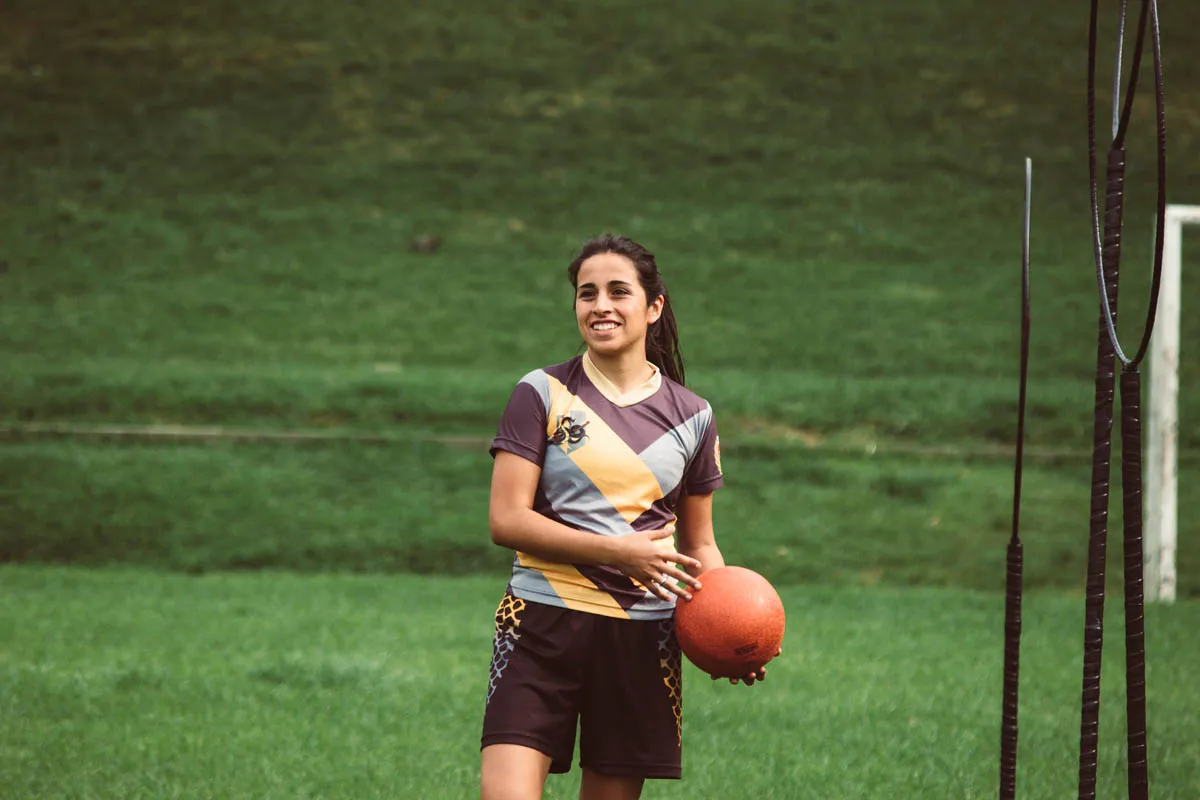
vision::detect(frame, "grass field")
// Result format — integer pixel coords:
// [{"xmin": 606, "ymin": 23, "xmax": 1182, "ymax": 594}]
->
[
  {"xmin": 4, "ymin": 0, "xmax": 1200, "ymax": 796},
  {"xmin": 3, "ymin": 567, "xmax": 1200, "ymax": 799},
  {"xmin": 3, "ymin": 438, "xmax": 1200, "ymax": 597}
]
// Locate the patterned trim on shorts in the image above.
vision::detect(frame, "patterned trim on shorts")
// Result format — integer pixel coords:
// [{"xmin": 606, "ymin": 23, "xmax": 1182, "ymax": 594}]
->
[
  {"xmin": 487, "ymin": 593, "xmax": 526, "ymax": 705},
  {"xmin": 657, "ymin": 619, "xmax": 683, "ymax": 746}
]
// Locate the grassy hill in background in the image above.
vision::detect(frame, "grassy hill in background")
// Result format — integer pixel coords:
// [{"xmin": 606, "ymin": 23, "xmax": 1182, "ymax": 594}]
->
[{"xmin": 2, "ymin": 0, "xmax": 1199, "ymax": 591}]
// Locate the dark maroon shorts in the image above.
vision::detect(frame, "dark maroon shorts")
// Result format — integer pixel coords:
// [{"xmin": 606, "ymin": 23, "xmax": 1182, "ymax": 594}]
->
[{"xmin": 481, "ymin": 591, "xmax": 684, "ymax": 779}]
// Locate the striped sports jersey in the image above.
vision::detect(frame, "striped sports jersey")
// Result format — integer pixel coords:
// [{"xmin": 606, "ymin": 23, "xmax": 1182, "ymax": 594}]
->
[{"xmin": 490, "ymin": 355, "xmax": 723, "ymax": 620}]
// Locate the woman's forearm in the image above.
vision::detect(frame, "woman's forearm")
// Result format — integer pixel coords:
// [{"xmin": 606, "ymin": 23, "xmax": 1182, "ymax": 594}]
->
[
  {"xmin": 681, "ymin": 542, "xmax": 725, "ymax": 576},
  {"xmin": 489, "ymin": 506, "xmax": 619, "ymax": 567}
]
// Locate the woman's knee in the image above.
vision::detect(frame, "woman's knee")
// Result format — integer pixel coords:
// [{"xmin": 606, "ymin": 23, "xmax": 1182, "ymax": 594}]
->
[
  {"xmin": 480, "ymin": 743, "xmax": 552, "ymax": 800},
  {"xmin": 578, "ymin": 769, "xmax": 644, "ymax": 800}
]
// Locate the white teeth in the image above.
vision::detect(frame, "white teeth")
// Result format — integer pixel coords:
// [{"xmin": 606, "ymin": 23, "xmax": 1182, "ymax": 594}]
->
[{"xmin": 592, "ymin": 322, "xmax": 618, "ymax": 330}]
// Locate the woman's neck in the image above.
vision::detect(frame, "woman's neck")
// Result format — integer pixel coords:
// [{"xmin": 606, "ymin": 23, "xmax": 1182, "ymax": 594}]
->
[{"xmin": 585, "ymin": 349, "xmax": 655, "ymax": 395}]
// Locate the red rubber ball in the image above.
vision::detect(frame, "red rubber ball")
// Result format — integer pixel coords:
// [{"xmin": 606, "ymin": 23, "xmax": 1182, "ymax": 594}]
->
[{"xmin": 674, "ymin": 566, "xmax": 786, "ymax": 678}]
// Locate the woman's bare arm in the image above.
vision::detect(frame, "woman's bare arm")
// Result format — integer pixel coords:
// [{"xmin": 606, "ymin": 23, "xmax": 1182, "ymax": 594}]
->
[{"xmin": 488, "ymin": 451, "xmax": 701, "ymax": 600}]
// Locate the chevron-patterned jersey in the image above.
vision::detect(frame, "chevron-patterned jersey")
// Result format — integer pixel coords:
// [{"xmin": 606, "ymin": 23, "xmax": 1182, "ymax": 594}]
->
[{"xmin": 490, "ymin": 355, "xmax": 723, "ymax": 620}]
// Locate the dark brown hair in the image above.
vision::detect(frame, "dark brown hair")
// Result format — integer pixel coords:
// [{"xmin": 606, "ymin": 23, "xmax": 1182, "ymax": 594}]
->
[{"xmin": 567, "ymin": 234, "xmax": 686, "ymax": 386}]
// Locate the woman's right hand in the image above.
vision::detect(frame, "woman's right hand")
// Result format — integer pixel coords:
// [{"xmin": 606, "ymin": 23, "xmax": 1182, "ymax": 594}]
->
[{"xmin": 611, "ymin": 526, "xmax": 703, "ymax": 601}]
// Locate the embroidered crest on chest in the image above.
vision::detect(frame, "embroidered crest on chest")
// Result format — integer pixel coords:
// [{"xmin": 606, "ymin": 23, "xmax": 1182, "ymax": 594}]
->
[{"xmin": 548, "ymin": 411, "xmax": 589, "ymax": 454}]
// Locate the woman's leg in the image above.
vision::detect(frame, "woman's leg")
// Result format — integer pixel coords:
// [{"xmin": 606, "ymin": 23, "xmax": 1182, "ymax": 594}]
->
[
  {"xmin": 481, "ymin": 743, "xmax": 552, "ymax": 800},
  {"xmin": 578, "ymin": 769, "xmax": 644, "ymax": 800}
]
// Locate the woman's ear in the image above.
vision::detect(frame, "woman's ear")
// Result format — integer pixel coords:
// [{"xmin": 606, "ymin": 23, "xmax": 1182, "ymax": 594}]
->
[{"xmin": 648, "ymin": 294, "xmax": 665, "ymax": 324}]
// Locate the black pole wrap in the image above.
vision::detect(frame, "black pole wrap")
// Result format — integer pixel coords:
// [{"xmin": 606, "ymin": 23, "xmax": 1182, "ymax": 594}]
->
[
  {"xmin": 1103, "ymin": 149, "xmax": 1126, "ymax": 268},
  {"xmin": 1094, "ymin": 148, "xmax": 1128, "ymax": 358},
  {"xmin": 999, "ymin": 540, "xmax": 1023, "ymax": 799},
  {"xmin": 1120, "ymin": 367, "xmax": 1150, "ymax": 799},
  {"xmin": 998, "ymin": 158, "xmax": 1032, "ymax": 800},
  {"xmin": 1078, "ymin": 3, "xmax": 1165, "ymax": 797},
  {"xmin": 1078, "ymin": 147, "xmax": 1125, "ymax": 800}
]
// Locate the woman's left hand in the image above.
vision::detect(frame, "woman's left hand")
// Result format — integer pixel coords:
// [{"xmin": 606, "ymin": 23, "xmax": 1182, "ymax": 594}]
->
[{"xmin": 712, "ymin": 648, "xmax": 782, "ymax": 687}]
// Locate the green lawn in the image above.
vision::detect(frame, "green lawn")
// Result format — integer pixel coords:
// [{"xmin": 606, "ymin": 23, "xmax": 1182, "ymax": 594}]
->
[
  {"xmin": 2, "ymin": 567, "xmax": 1198, "ymax": 799},
  {"xmin": 5, "ymin": 439, "xmax": 1198, "ymax": 596}
]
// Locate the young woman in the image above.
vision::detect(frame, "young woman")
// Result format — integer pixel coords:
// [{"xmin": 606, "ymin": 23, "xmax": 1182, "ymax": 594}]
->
[{"xmin": 481, "ymin": 234, "xmax": 768, "ymax": 800}]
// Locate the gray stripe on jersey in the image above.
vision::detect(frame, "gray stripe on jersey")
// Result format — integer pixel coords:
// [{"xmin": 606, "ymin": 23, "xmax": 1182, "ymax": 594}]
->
[
  {"xmin": 541, "ymin": 444, "xmax": 634, "ymax": 536},
  {"xmin": 518, "ymin": 369, "xmax": 552, "ymax": 410},
  {"xmin": 625, "ymin": 593, "xmax": 677, "ymax": 617},
  {"xmin": 508, "ymin": 560, "xmax": 564, "ymax": 601},
  {"xmin": 622, "ymin": 604, "xmax": 674, "ymax": 620},
  {"xmin": 637, "ymin": 404, "xmax": 713, "ymax": 496}
]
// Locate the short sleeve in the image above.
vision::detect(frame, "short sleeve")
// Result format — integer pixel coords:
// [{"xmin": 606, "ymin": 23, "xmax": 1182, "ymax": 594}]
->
[
  {"xmin": 490, "ymin": 378, "xmax": 548, "ymax": 466},
  {"xmin": 684, "ymin": 408, "xmax": 723, "ymax": 495}
]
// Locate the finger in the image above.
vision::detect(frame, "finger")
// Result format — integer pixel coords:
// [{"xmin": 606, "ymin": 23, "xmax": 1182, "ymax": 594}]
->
[
  {"xmin": 645, "ymin": 575, "xmax": 674, "ymax": 602},
  {"xmin": 660, "ymin": 579, "xmax": 693, "ymax": 602},
  {"xmin": 665, "ymin": 552, "xmax": 704, "ymax": 573},
  {"xmin": 659, "ymin": 564, "xmax": 702, "ymax": 591},
  {"xmin": 648, "ymin": 526, "xmax": 676, "ymax": 541},
  {"xmin": 644, "ymin": 570, "xmax": 694, "ymax": 600},
  {"xmin": 737, "ymin": 667, "xmax": 765, "ymax": 687}
]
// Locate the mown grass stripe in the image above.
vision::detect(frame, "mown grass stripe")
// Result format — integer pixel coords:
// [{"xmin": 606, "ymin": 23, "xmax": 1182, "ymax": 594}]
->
[{"xmin": 1, "ymin": 421, "xmax": 1108, "ymax": 462}]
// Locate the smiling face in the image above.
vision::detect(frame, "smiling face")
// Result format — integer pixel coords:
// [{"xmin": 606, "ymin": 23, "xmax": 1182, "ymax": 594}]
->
[{"xmin": 574, "ymin": 252, "xmax": 664, "ymax": 360}]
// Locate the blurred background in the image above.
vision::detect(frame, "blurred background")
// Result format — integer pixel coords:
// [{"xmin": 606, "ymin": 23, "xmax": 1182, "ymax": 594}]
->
[{"xmin": 2, "ymin": 1, "xmax": 1199, "ymax": 797}]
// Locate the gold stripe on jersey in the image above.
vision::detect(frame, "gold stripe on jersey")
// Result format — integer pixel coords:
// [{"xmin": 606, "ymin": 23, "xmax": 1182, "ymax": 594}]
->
[
  {"xmin": 516, "ymin": 552, "xmax": 631, "ymax": 618},
  {"xmin": 545, "ymin": 374, "xmax": 664, "ymax": 524}
]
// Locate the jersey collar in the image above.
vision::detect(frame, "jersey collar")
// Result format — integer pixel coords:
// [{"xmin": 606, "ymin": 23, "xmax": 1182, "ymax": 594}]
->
[{"xmin": 582, "ymin": 351, "xmax": 662, "ymax": 407}]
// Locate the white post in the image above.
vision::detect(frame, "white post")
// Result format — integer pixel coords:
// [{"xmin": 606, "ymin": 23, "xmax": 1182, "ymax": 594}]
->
[{"xmin": 1145, "ymin": 205, "xmax": 1200, "ymax": 603}]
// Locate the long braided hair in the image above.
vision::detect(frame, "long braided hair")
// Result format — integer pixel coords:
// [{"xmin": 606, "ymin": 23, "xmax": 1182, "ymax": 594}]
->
[{"xmin": 567, "ymin": 234, "xmax": 686, "ymax": 386}]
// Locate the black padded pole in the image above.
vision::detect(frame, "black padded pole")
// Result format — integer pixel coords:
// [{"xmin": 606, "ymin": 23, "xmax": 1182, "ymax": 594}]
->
[
  {"xmin": 998, "ymin": 158, "xmax": 1032, "ymax": 800},
  {"xmin": 1120, "ymin": 367, "xmax": 1150, "ymax": 799},
  {"xmin": 1078, "ymin": 2, "xmax": 1166, "ymax": 797},
  {"xmin": 1077, "ymin": 147, "xmax": 1125, "ymax": 800},
  {"xmin": 999, "ymin": 541, "xmax": 1024, "ymax": 800}
]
